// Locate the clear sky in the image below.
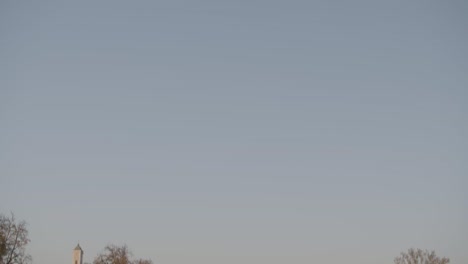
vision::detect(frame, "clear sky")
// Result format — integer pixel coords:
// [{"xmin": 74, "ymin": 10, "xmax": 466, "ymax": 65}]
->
[{"xmin": 1, "ymin": 1, "xmax": 467, "ymax": 264}]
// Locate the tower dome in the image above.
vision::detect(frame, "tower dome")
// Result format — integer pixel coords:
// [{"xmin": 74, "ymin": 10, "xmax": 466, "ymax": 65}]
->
[{"xmin": 73, "ymin": 244, "xmax": 83, "ymax": 264}]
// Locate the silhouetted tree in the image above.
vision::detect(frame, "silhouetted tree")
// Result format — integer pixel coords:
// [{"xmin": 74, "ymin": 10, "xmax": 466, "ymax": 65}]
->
[
  {"xmin": 395, "ymin": 248, "xmax": 449, "ymax": 264},
  {"xmin": 0, "ymin": 213, "xmax": 31, "ymax": 264},
  {"xmin": 93, "ymin": 245, "xmax": 152, "ymax": 264}
]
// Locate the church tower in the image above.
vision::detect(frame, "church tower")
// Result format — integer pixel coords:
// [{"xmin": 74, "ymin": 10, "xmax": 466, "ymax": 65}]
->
[{"xmin": 73, "ymin": 244, "xmax": 83, "ymax": 264}]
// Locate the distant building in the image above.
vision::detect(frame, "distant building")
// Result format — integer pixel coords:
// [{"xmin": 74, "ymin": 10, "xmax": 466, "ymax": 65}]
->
[{"xmin": 73, "ymin": 244, "xmax": 83, "ymax": 264}]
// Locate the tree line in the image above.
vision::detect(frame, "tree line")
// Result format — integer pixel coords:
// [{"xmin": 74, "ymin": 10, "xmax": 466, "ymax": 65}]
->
[
  {"xmin": 0, "ymin": 213, "xmax": 151, "ymax": 264},
  {"xmin": 0, "ymin": 212, "xmax": 450, "ymax": 264}
]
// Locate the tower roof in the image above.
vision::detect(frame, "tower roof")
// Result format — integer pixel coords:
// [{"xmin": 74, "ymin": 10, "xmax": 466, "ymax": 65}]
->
[{"xmin": 74, "ymin": 244, "xmax": 82, "ymax": 251}]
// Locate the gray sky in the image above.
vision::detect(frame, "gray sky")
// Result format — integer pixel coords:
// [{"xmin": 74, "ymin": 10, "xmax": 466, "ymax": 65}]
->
[{"xmin": 1, "ymin": 1, "xmax": 467, "ymax": 264}]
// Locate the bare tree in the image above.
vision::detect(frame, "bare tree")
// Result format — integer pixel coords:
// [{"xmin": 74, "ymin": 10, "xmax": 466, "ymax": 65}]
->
[
  {"xmin": 93, "ymin": 245, "xmax": 152, "ymax": 264},
  {"xmin": 395, "ymin": 248, "xmax": 450, "ymax": 264},
  {"xmin": 0, "ymin": 213, "xmax": 31, "ymax": 264},
  {"xmin": 132, "ymin": 259, "xmax": 152, "ymax": 264},
  {"xmin": 0, "ymin": 232, "xmax": 6, "ymax": 260}
]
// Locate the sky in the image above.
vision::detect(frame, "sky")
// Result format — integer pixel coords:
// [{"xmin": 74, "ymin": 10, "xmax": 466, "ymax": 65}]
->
[{"xmin": 0, "ymin": 1, "xmax": 467, "ymax": 264}]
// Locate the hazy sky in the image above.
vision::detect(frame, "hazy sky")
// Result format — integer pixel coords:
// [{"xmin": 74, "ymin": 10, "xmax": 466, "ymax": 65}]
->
[{"xmin": 1, "ymin": 1, "xmax": 467, "ymax": 264}]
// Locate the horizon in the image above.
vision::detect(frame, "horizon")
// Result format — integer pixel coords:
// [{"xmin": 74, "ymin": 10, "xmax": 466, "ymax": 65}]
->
[{"xmin": 1, "ymin": 1, "xmax": 467, "ymax": 264}]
